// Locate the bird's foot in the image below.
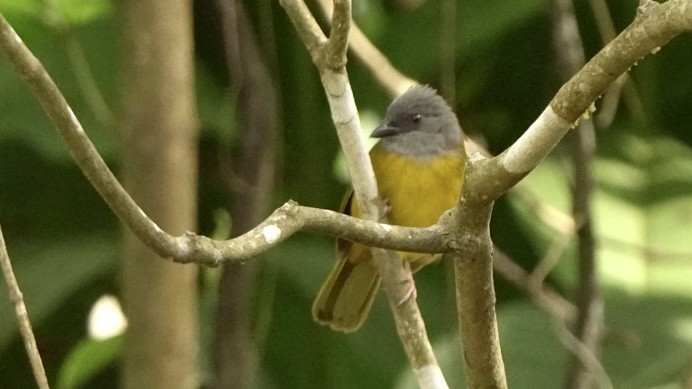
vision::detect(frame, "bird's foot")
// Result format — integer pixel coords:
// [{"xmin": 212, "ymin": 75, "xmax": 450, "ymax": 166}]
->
[
  {"xmin": 379, "ymin": 198, "xmax": 391, "ymax": 221},
  {"xmin": 396, "ymin": 275, "xmax": 417, "ymax": 306}
]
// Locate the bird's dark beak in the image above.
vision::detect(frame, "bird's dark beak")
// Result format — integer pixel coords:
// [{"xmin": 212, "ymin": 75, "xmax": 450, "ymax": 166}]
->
[{"xmin": 370, "ymin": 122, "xmax": 399, "ymax": 138}]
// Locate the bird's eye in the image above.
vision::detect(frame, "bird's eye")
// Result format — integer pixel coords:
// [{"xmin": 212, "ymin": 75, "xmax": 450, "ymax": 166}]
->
[{"xmin": 411, "ymin": 114, "xmax": 422, "ymax": 123}]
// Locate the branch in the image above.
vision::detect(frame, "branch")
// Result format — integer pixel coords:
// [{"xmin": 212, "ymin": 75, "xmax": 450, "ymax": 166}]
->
[
  {"xmin": 2, "ymin": 6, "xmax": 450, "ymax": 277},
  {"xmin": 0, "ymin": 223, "xmax": 49, "ymax": 389},
  {"xmin": 280, "ymin": 0, "xmax": 379, "ymax": 220},
  {"xmin": 447, "ymin": 187, "xmax": 507, "ymax": 388},
  {"xmin": 376, "ymin": 249, "xmax": 449, "ymax": 388},
  {"xmin": 440, "ymin": 2, "xmax": 692, "ymax": 301}
]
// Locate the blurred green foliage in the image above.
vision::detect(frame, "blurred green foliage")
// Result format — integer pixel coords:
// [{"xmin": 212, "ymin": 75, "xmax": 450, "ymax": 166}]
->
[{"xmin": 1, "ymin": 0, "xmax": 692, "ymax": 388}]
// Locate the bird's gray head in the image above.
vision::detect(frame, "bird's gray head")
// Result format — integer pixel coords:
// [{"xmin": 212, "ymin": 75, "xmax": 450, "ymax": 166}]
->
[{"xmin": 371, "ymin": 85, "xmax": 463, "ymax": 157}]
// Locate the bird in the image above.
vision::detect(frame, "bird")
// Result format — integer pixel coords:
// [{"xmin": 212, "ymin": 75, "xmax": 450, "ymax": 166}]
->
[{"xmin": 312, "ymin": 85, "xmax": 467, "ymax": 332}]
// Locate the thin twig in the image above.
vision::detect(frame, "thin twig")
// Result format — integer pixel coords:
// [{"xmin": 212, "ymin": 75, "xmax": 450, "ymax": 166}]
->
[
  {"xmin": 493, "ymin": 248, "xmax": 576, "ymax": 322},
  {"xmin": 600, "ymin": 235, "xmax": 692, "ymax": 263},
  {"xmin": 555, "ymin": 319, "xmax": 613, "ymax": 389},
  {"xmin": 551, "ymin": 0, "xmax": 605, "ymax": 387},
  {"xmin": 529, "ymin": 231, "xmax": 575, "ymax": 287},
  {"xmin": 511, "ymin": 186, "xmax": 576, "ymax": 234},
  {"xmin": 0, "ymin": 224, "xmax": 49, "ymax": 389}
]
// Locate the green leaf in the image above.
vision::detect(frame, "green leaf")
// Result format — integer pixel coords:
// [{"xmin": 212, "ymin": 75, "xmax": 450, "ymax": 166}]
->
[
  {"xmin": 56, "ymin": 335, "xmax": 122, "ymax": 389},
  {"xmin": 0, "ymin": 0, "xmax": 42, "ymax": 18},
  {"xmin": 49, "ymin": 0, "xmax": 113, "ymax": 26}
]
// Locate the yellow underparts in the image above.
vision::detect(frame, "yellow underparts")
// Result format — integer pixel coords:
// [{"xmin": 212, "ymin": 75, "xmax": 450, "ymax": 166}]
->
[{"xmin": 348, "ymin": 144, "xmax": 466, "ymax": 268}]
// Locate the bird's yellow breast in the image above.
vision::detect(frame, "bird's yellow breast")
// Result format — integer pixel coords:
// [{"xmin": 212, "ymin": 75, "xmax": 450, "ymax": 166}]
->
[{"xmin": 350, "ymin": 144, "xmax": 465, "ymax": 228}]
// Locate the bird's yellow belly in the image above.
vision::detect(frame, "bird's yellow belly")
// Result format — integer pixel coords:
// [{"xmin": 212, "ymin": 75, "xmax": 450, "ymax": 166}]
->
[
  {"xmin": 344, "ymin": 146, "xmax": 465, "ymax": 269},
  {"xmin": 371, "ymin": 148, "xmax": 465, "ymax": 228}
]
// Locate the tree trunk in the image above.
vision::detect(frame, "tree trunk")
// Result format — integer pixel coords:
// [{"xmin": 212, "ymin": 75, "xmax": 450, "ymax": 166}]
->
[
  {"xmin": 214, "ymin": 1, "xmax": 278, "ymax": 388},
  {"xmin": 118, "ymin": 0, "xmax": 199, "ymax": 388}
]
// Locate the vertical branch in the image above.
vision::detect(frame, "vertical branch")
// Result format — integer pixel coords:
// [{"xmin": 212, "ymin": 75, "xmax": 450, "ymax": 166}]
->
[
  {"xmin": 0, "ymin": 224, "xmax": 49, "ymax": 389},
  {"xmin": 551, "ymin": 0, "xmax": 604, "ymax": 388},
  {"xmin": 213, "ymin": 0, "xmax": 278, "ymax": 388},
  {"xmin": 566, "ymin": 124, "xmax": 602, "ymax": 389},
  {"xmin": 280, "ymin": 1, "xmax": 447, "ymax": 387},
  {"xmin": 316, "ymin": 0, "xmax": 417, "ymax": 97},
  {"xmin": 451, "ymin": 183, "xmax": 507, "ymax": 389},
  {"xmin": 118, "ymin": 0, "xmax": 199, "ymax": 387}
]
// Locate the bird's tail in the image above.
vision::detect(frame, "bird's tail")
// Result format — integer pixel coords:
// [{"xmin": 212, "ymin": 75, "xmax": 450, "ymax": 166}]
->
[{"xmin": 312, "ymin": 256, "xmax": 381, "ymax": 332}]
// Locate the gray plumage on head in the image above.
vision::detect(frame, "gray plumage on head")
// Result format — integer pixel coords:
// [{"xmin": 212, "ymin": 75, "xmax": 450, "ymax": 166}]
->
[{"xmin": 371, "ymin": 85, "xmax": 463, "ymax": 157}]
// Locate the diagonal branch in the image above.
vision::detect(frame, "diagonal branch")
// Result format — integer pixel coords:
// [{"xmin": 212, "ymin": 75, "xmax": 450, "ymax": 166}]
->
[
  {"xmin": 0, "ymin": 223, "xmax": 49, "ymax": 389},
  {"xmin": 551, "ymin": 0, "xmax": 604, "ymax": 386}
]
